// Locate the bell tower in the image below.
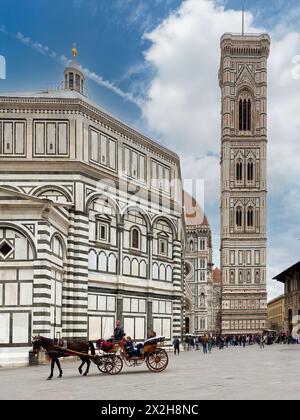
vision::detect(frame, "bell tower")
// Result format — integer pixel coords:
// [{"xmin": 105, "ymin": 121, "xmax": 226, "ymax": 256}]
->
[{"xmin": 219, "ymin": 33, "xmax": 270, "ymax": 335}]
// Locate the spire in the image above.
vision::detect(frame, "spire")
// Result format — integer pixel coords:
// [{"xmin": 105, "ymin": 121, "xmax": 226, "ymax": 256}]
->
[{"xmin": 71, "ymin": 44, "xmax": 78, "ymax": 62}]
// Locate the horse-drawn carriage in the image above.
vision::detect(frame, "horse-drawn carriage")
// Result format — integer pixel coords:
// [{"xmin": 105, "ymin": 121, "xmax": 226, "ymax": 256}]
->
[{"xmin": 32, "ymin": 335, "xmax": 169, "ymax": 379}]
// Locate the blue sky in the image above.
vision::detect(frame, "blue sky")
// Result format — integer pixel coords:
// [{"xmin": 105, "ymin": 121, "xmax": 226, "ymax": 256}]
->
[{"xmin": 1, "ymin": 0, "xmax": 300, "ymax": 299}]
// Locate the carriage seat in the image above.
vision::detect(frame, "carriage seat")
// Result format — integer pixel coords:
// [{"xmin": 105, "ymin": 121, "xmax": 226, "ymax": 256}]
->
[
  {"xmin": 143, "ymin": 336, "xmax": 165, "ymax": 346},
  {"xmin": 97, "ymin": 339, "xmax": 114, "ymax": 352}
]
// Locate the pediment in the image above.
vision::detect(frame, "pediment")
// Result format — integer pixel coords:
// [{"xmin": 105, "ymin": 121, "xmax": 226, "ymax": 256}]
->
[{"xmin": 236, "ymin": 66, "xmax": 255, "ymax": 88}]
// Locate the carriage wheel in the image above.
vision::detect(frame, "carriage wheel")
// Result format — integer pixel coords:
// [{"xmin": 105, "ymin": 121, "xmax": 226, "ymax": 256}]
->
[
  {"xmin": 146, "ymin": 348, "xmax": 168, "ymax": 372},
  {"xmin": 105, "ymin": 355, "xmax": 123, "ymax": 375},
  {"xmin": 96, "ymin": 356, "xmax": 111, "ymax": 374}
]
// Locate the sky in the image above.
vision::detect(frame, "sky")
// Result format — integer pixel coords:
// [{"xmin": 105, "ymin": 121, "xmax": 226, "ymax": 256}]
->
[{"xmin": 1, "ymin": 0, "xmax": 300, "ymax": 300}]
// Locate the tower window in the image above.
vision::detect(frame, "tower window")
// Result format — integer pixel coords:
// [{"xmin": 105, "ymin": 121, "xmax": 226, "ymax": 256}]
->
[
  {"xmin": 236, "ymin": 207, "xmax": 243, "ymax": 227},
  {"xmin": 247, "ymin": 208, "xmax": 254, "ymax": 227},
  {"xmin": 239, "ymin": 98, "xmax": 251, "ymax": 131},
  {"xmin": 247, "ymin": 161, "xmax": 254, "ymax": 181},
  {"xmin": 236, "ymin": 161, "xmax": 243, "ymax": 181}
]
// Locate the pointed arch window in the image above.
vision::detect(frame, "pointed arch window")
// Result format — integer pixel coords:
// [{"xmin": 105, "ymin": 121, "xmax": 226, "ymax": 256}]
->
[
  {"xmin": 236, "ymin": 207, "xmax": 243, "ymax": 227},
  {"xmin": 239, "ymin": 98, "xmax": 251, "ymax": 131},
  {"xmin": 247, "ymin": 207, "xmax": 254, "ymax": 227},
  {"xmin": 247, "ymin": 160, "xmax": 254, "ymax": 182},
  {"xmin": 236, "ymin": 160, "xmax": 243, "ymax": 181}
]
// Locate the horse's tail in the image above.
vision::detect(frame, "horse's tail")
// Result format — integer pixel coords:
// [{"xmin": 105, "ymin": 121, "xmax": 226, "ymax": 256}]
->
[{"xmin": 89, "ymin": 341, "xmax": 95, "ymax": 355}]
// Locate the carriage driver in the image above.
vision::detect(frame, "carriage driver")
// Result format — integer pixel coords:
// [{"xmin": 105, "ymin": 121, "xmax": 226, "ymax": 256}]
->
[{"xmin": 113, "ymin": 320, "xmax": 125, "ymax": 342}]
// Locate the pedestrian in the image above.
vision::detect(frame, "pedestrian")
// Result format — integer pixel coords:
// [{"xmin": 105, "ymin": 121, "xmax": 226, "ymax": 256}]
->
[
  {"xmin": 202, "ymin": 334, "xmax": 208, "ymax": 354},
  {"xmin": 208, "ymin": 335, "xmax": 213, "ymax": 353},
  {"xmin": 173, "ymin": 336, "xmax": 180, "ymax": 355},
  {"xmin": 259, "ymin": 334, "xmax": 265, "ymax": 350}
]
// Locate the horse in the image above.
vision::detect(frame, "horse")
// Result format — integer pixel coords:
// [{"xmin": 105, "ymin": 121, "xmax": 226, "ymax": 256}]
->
[{"xmin": 32, "ymin": 336, "xmax": 95, "ymax": 380}]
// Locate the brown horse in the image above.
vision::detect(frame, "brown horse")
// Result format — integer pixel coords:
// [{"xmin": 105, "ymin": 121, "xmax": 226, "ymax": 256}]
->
[{"xmin": 32, "ymin": 336, "xmax": 95, "ymax": 380}]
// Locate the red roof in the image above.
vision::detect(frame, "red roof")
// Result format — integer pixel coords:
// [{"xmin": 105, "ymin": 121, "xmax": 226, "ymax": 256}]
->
[
  {"xmin": 213, "ymin": 267, "xmax": 221, "ymax": 284},
  {"xmin": 184, "ymin": 191, "xmax": 209, "ymax": 227}
]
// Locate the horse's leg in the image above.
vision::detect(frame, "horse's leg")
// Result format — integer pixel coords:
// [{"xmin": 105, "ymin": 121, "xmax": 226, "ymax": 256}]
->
[
  {"xmin": 56, "ymin": 357, "xmax": 63, "ymax": 378},
  {"xmin": 83, "ymin": 358, "xmax": 91, "ymax": 376},
  {"xmin": 47, "ymin": 357, "xmax": 55, "ymax": 380},
  {"xmin": 78, "ymin": 358, "xmax": 85, "ymax": 375}
]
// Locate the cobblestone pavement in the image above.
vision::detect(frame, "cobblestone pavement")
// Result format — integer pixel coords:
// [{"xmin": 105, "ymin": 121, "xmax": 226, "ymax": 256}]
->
[{"xmin": 0, "ymin": 344, "xmax": 299, "ymax": 400}]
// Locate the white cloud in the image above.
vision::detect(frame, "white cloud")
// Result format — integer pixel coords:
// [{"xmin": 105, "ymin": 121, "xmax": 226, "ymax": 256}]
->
[
  {"xmin": 13, "ymin": 31, "xmax": 142, "ymax": 107},
  {"xmin": 141, "ymin": 0, "xmax": 300, "ymax": 299}
]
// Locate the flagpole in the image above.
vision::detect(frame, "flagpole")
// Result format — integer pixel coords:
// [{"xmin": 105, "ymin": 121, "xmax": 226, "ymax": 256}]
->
[{"xmin": 242, "ymin": 2, "xmax": 245, "ymax": 36}]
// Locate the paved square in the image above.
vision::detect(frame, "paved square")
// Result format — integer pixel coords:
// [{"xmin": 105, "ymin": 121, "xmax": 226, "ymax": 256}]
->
[{"xmin": 0, "ymin": 344, "xmax": 299, "ymax": 400}]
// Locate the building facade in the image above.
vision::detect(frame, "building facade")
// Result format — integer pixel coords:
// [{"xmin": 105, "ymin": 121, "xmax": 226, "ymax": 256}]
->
[
  {"xmin": 219, "ymin": 33, "xmax": 270, "ymax": 334},
  {"xmin": 183, "ymin": 192, "xmax": 215, "ymax": 335},
  {"xmin": 0, "ymin": 56, "xmax": 185, "ymax": 366},
  {"xmin": 273, "ymin": 262, "xmax": 300, "ymax": 334},
  {"xmin": 267, "ymin": 295, "xmax": 285, "ymax": 332},
  {"xmin": 212, "ymin": 267, "xmax": 222, "ymax": 335}
]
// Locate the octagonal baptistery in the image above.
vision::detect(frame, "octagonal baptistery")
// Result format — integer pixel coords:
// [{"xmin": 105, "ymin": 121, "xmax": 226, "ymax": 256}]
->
[{"xmin": 0, "ymin": 54, "xmax": 185, "ymax": 366}]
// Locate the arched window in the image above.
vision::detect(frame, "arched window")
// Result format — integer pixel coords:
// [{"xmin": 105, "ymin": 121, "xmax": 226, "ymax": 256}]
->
[
  {"xmin": 239, "ymin": 98, "xmax": 251, "ymax": 131},
  {"xmin": 131, "ymin": 228, "xmax": 140, "ymax": 249},
  {"xmin": 247, "ymin": 161, "xmax": 254, "ymax": 181},
  {"xmin": 247, "ymin": 207, "xmax": 254, "ymax": 227},
  {"xmin": 236, "ymin": 160, "xmax": 243, "ymax": 181},
  {"xmin": 189, "ymin": 240, "xmax": 193, "ymax": 252},
  {"xmin": 236, "ymin": 207, "xmax": 243, "ymax": 227}
]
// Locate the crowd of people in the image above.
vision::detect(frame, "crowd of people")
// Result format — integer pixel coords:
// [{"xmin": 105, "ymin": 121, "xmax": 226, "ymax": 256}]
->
[{"xmin": 172, "ymin": 331, "xmax": 300, "ymax": 355}]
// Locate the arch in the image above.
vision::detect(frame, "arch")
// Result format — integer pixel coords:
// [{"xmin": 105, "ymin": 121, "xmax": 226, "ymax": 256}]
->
[
  {"xmin": 0, "ymin": 223, "xmax": 37, "ymax": 259},
  {"xmin": 166, "ymin": 265, "xmax": 172, "ymax": 282},
  {"xmin": 151, "ymin": 215, "xmax": 177, "ymax": 239},
  {"xmin": 130, "ymin": 226, "xmax": 140, "ymax": 250},
  {"xmin": 108, "ymin": 253, "xmax": 117, "ymax": 273},
  {"xmin": 123, "ymin": 256, "xmax": 131, "ymax": 276},
  {"xmin": 140, "ymin": 260, "xmax": 147, "ymax": 278},
  {"xmin": 160, "ymin": 264, "xmax": 166, "ymax": 281},
  {"xmin": 131, "ymin": 258, "xmax": 139, "ymax": 276},
  {"xmin": 32, "ymin": 185, "xmax": 73, "ymax": 202},
  {"xmin": 247, "ymin": 160, "xmax": 254, "ymax": 181},
  {"xmin": 236, "ymin": 159, "xmax": 243, "ymax": 181},
  {"xmin": 247, "ymin": 207, "xmax": 254, "ymax": 227},
  {"xmin": 236, "ymin": 207, "xmax": 243, "ymax": 227},
  {"xmin": 50, "ymin": 233, "xmax": 67, "ymax": 260},
  {"xmin": 98, "ymin": 251, "xmax": 107, "ymax": 271},
  {"xmin": 238, "ymin": 89, "xmax": 253, "ymax": 132},
  {"xmin": 86, "ymin": 193, "xmax": 120, "ymax": 217},
  {"xmin": 152, "ymin": 262, "xmax": 159, "ymax": 280},
  {"xmin": 88, "ymin": 249, "xmax": 98, "ymax": 270},
  {"xmin": 121, "ymin": 205, "xmax": 151, "ymax": 231}
]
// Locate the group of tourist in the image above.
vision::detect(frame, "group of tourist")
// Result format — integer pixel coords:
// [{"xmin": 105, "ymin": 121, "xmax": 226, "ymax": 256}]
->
[{"xmin": 173, "ymin": 334, "xmax": 268, "ymax": 354}]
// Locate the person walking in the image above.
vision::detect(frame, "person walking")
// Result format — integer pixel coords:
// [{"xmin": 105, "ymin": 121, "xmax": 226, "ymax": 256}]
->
[
  {"xmin": 202, "ymin": 334, "xmax": 208, "ymax": 354},
  {"xmin": 259, "ymin": 334, "xmax": 265, "ymax": 350},
  {"xmin": 173, "ymin": 336, "xmax": 180, "ymax": 355},
  {"xmin": 208, "ymin": 335, "xmax": 213, "ymax": 353}
]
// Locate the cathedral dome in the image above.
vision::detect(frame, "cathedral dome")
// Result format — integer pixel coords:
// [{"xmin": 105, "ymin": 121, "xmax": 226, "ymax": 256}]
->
[{"xmin": 183, "ymin": 191, "xmax": 209, "ymax": 227}]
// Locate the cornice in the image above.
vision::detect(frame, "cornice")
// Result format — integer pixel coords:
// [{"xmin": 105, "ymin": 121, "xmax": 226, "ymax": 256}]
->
[{"xmin": 0, "ymin": 96, "xmax": 180, "ymax": 165}]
